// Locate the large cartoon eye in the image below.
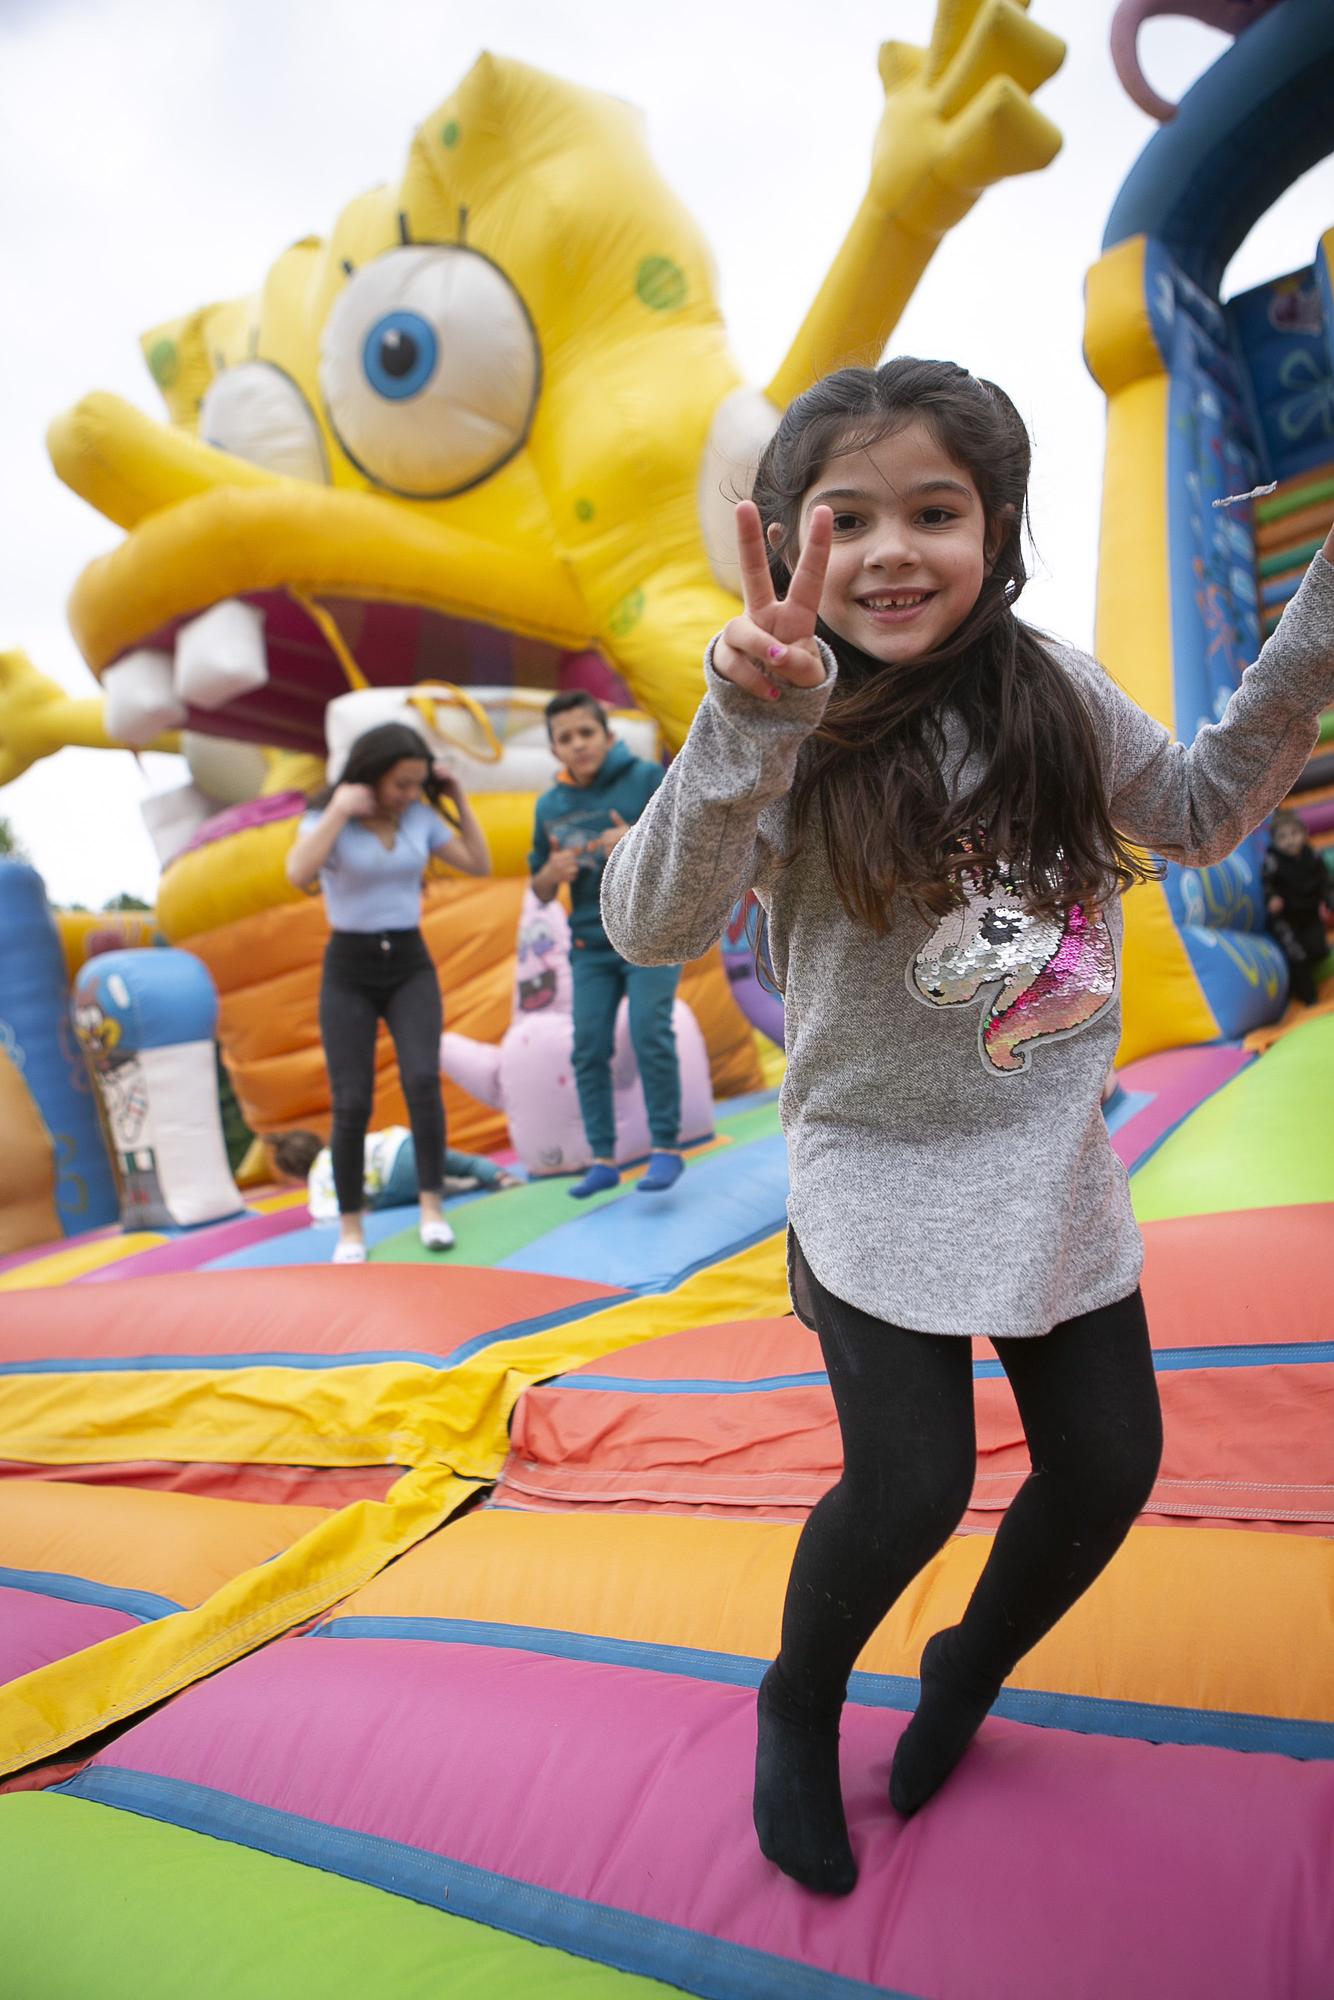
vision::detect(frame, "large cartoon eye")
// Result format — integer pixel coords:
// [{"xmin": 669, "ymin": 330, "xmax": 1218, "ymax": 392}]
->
[
  {"xmin": 199, "ymin": 363, "xmax": 329, "ymax": 483},
  {"xmin": 319, "ymin": 245, "xmax": 540, "ymax": 498}
]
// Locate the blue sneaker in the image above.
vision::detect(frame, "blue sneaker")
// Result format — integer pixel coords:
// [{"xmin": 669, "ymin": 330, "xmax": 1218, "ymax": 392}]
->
[
  {"xmin": 636, "ymin": 1151, "xmax": 684, "ymax": 1194},
  {"xmin": 570, "ymin": 1162, "xmax": 620, "ymax": 1200}
]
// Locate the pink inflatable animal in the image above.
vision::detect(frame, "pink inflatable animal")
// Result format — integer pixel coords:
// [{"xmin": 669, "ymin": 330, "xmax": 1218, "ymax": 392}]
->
[
  {"xmin": 439, "ymin": 890, "xmax": 715, "ymax": 1176},
  {"xmin": 1111, "ymin": 1, "xmax": 1282, "ymax": 122}
]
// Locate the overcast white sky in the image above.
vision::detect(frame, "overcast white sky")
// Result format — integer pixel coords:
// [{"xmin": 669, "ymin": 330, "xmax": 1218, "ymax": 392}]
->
[{"xmin": 3, "ymin": 0, "xmax": 1331, "ymax": 906}]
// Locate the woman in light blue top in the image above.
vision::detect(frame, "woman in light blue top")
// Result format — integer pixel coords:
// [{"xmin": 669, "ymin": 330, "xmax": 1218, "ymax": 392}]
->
[{"xmin": 286, "ymin": 722, "xmax": 490, "ymax": 1262}]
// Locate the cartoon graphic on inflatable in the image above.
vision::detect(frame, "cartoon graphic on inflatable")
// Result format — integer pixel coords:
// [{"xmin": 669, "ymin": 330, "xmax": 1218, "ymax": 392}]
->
[
  {"xmin": 910, "ymin": 864, "xmax": 1118, "ymax": 1074},
  {"xmin": 0, "ymin": 12, "xmax": 1065, "ymax": 802},
  {"xmin": 72, "ymin": 950, "xmax": 243, "ymax": 1230},
  {"xmin": 440, "ymin": 889, "xmax": 714, "ymax": 1174}
]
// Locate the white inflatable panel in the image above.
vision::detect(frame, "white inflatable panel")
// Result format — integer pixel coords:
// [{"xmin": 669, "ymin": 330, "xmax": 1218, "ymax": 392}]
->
[{"xmin": 325, "ymin": 685, "xmax": 660, "ymax": 794}]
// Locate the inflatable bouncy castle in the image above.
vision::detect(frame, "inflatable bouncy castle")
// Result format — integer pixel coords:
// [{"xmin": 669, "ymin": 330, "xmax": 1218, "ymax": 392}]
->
[{"xmin": 2, "ymin": 8, "xmax": 1332, "ymax": 1998}]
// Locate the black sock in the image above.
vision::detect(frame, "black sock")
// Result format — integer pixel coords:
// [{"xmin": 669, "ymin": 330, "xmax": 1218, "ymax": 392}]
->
[
  {"xmin": 889, "ymin": 1627, "xmax": 1001, "ymax": 1818},
  {"xmin": 752, "ymin": 1664, "xmax": 858, "ymax": 1896}
]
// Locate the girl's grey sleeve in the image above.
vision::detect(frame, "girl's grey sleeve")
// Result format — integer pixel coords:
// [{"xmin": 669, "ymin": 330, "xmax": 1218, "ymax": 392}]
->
[
  {"xmin": 1083, "ymin": 554, "xmax": 1334, "ymax": 865},
  {"xmin": 601, "ymin": 640, "xmax": 836, "ymax": 966}
]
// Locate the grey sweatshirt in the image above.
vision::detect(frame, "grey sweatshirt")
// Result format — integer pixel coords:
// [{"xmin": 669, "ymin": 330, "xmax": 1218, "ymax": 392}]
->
[{"xmin": 601, "ymin": 556, "xmax": 1334, "ymax": 1337}]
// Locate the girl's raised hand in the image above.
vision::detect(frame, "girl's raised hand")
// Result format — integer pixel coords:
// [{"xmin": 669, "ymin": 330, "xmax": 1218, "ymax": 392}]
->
[{"xmin": 713, "ymin": 501, "xmax": 833, "ymax": 702}]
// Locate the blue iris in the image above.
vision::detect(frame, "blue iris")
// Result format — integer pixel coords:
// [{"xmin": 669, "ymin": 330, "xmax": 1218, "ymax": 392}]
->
[{"xmin": 362, "ymin": 311, "xmax": 438, "ymax": 400}]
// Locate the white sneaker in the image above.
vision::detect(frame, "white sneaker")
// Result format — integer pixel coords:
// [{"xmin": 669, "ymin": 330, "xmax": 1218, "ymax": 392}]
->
[
  {"xmin": 332, "ymin": 1240, "xmax": 367, "ymax": 1265},
  {"xmin": 420, "ymin": 1217, "xmax": 456, "ymax": 1252}
]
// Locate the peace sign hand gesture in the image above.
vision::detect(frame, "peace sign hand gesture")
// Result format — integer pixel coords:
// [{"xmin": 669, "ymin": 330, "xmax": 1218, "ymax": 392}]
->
[{"xmin": 712, "ymin": 502, "xmax": 834, "ymax": 703}]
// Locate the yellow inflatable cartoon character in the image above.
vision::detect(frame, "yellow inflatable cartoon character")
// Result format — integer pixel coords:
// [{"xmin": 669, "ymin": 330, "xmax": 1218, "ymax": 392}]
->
[{"xmin": 22, "ymin": 1, "xmax": 1062, "ymax": 780}]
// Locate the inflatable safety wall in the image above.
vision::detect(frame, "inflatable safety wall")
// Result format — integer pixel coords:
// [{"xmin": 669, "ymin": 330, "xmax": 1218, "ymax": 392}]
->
[
  {"xmin": 1085, "ymin": 0, "xmax": 1334, "ymax": 1061},
  {"xmin": 71, "ymin": 949, "xmax": 244, "ymax": 1230},
  {"xmin": 0, "ymin": 862, "xmax": 118, "ymax": 1241}
]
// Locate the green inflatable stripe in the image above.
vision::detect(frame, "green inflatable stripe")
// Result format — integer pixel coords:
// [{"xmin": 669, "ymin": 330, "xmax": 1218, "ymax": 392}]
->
[
  {"xmin": 1256, "ymin": 473, "xmax": 1334, "ymax": 525},
  {"xmin": 0, "ymin": 1793, "xmax": 677, "ymax": 2000},
  {"xmin": 374, "ymin": 1100, "xmax": 783, "ymax": 1267},
  {"xmin": 1131, "ymin": 1013, "xmax": 1334, "ymax": 1222},
  {"xmin": 1318, "ymin": 709, "xmax": 1334, "ymax": 747},
  {"xmin": 1257, "ymin": 536, "xmax": 1324, "ymax": 580}
]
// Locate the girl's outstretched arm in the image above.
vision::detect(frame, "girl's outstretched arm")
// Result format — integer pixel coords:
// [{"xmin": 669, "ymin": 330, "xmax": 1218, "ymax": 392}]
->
[{"xmin": 1092, "ymin": 550, "xmax": 1334, "ymax": 867}]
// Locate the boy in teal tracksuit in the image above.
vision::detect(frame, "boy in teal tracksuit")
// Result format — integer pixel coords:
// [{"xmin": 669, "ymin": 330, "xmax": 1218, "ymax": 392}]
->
[{"xmin": 530, "ymin": 692, "xmax": 685, "ymax": 1198}]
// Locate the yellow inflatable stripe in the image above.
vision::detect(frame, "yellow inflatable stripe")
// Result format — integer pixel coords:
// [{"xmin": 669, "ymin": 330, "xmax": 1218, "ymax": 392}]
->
[
  {"xmin": 0, "ymin": 1466, "xmax": 478, "ymax": 1779},
  {"xmin": 0, "ymin": 1234, "xmax": 165, "ymax": 1293},
  {"xmin": 0, "ymin": 1236, "xmax": 791, "ymax": 1774},
  {"xmin": 341, "ymin": 1510, "xmax": 1334, "ymax": 1727},
  {"xmin": 0, "ymin": 1235, "xmax": 790, "ymax": 1472}
]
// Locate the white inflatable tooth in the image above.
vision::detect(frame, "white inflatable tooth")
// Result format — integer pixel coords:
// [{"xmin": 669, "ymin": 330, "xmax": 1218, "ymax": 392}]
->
[
  {"xmin": 697, "ymin": 386, "xmax": 783, "ymax": 596},
  {"xmin": 102, "ymin": 649, "xmax": 187, "ymax": 747},
  {"xmin": 174, "ymin": 598, "xmax": 269, "ymax": 712}
]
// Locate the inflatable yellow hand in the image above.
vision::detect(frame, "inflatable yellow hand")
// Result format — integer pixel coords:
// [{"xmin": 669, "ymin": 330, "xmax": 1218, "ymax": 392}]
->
[
  {"xmin": 768, "ymin": 0, "xmax": 1064, "ymax": 406},
  {"xmin": 0, "ymin": 649, "xmax": 178, "ymax": 788}
]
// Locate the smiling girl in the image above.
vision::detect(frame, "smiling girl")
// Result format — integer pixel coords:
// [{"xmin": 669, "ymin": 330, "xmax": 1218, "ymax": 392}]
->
[{"xmin": 601, "ymin": 356, "xmax": 1334, "ymax": 1893}]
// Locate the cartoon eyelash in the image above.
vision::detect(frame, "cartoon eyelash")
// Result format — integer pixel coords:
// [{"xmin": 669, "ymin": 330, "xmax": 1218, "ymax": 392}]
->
[
  {"xmin": 341, "ymin": 257, "xmax": 355, "ymax": 278},
  {"xmin": 458, "ymin": 204, "xmax": 469, "ymax": 246},
  {"xmin": 397, "ymin": 211, "xmax": 412, "ymax": 246}
]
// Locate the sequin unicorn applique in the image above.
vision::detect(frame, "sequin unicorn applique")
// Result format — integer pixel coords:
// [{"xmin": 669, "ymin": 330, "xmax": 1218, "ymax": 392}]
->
[{"xmin": 908, "ymin": 865, "xmax": 1117, "ymax": 1075}]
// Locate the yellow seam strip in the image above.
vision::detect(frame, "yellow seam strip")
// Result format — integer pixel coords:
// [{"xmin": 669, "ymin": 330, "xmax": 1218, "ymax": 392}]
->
[{"xmin": 287, "ymin": 588, "xmax": 370, "ymax": 691}]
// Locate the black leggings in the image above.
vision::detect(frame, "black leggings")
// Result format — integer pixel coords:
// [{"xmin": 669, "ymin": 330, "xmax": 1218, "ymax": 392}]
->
[
  {"xmin": 775, "ymin": 1238, "xmax": 1164, "ymax": 1718},
  {"xmin": 319, "ymin": 930, "xmax": 445, "ymax": 1216}
]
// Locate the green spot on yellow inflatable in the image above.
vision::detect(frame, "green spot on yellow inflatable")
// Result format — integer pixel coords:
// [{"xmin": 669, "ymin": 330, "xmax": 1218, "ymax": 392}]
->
[
  {"xmin": 147, "ymin": 339, "xmax": 179, "ymax": 389},
  {"xmin": 608, "ymin": 588, "xmax": 645, "ymax": 637},
  {"xmin": 635, "ymin": 256, "xmax": 686, "ymax": 312}
]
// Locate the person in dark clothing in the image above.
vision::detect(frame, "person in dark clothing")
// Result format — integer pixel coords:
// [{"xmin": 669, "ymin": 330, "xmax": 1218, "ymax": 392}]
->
[{"xmin": 1264, "ymin": 807, "xmax": 1332, "ymax": 1006}]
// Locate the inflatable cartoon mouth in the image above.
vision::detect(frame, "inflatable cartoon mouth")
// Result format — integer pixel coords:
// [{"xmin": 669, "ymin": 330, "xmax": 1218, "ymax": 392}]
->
[
  {"xmin": 52, "ymin": 395, "xmax": 598, "ymax": 757},
  {"xmin": 517, "ymin": 969, "xmax": 557, "ymax": 1012}
]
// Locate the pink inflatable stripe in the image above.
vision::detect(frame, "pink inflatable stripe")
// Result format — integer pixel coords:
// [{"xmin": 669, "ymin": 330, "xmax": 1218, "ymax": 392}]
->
[
  {"xmin": 86, "ymin": 1636, "xmax": 1334, "ymax": 1999},
  {"xmin": 77, "ymin": 1208, "xmax": 307, "ymax": 1282},
  {"xmin": 1112, "ymin": 1044, "xmax": 1251, "ymax": 1171},
  {"xmin": 0, "ymin": 1586, "xmax": 134, "ymax": 1687}
]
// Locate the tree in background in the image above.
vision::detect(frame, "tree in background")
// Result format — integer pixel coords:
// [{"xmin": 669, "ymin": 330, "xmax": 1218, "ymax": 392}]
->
[
  {"xmin": 102, "ymin": 891, "xmax": 152, "ymax": 911},
  {"xmin": 0, "ymin": 816, "xmax": 28, "ymax": 860}
]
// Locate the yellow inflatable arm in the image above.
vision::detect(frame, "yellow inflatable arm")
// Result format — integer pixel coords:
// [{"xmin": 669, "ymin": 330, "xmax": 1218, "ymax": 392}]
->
[
  {"xmin": 767, "ymin": 0, "xmax": 1064, "ymax": 408},
  {"xmin": 0, "ymin": 650, "xmax": 178, "ymax": 789}
]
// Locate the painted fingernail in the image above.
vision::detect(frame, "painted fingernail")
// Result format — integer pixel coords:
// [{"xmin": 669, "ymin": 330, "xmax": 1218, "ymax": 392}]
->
[
  {"xmin": 768, "ymin": 686, "xmax": 781, "ymax": 701},
  {"xmin": 768, "ymin": 644, "xmax": 786, "ymax": 661}
]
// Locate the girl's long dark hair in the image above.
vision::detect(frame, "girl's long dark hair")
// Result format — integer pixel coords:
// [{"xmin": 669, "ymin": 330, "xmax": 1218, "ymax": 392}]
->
[
  {"xmin": 310, "ymin": 721, "xmax": 459, "ymax": 829},
  {"xmin": 754, "ymin": 358, "xmax": 1157, "ymax": 929}
]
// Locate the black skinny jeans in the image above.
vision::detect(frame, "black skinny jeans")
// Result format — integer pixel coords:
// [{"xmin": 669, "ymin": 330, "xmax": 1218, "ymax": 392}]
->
[
  {"xmin": 319, "ymin": 929, "xmax": 445, "ymax": 1216},
  {"xmin": 774, "ymin": 1238, "xmax": 1164, "ymax": 1718}
]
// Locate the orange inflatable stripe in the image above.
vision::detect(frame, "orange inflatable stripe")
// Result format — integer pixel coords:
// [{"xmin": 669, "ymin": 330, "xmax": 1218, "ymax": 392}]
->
[
  {"xmin": 0, "ymin": 1460, "xmax": 397, "ymax": 1509},
  {"xmin": 0, "ymin": 1265, "xmax": 627, "ymax": 1370},
  {"xmin": 328, "ymin": 1508, "xmax": 1334, "ymax": 1726},
  {"xmin": 499, "ymin": 1345, "xmax": 1333, "ymax": 1531},
  {"xmin": 1255, "ymin": 499, "xmax": 1334, "ymax": 552},
  {"xmin": 0, "ymin": 1480, "xmax": 329, "ymax": 1605}
]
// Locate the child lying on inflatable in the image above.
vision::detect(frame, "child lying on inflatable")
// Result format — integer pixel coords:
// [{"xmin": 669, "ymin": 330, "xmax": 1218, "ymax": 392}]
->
[{"xmin": 271, "ymin": 1128, "xmax": 520, "ymax": 1218}]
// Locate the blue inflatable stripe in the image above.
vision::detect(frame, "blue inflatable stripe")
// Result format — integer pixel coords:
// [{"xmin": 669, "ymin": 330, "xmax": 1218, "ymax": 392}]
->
[
  {"xmin": 60, "ymin": 1769, "xmax": 911, "ymax": 2000},
  {"xmin": 495, "ymin": 1135, "xmax": 789, "ymax": 1290},
  {"xmin": 0, "ymin": 1566, "xmax": 182, "ymax": 1623},
  {"xmin": 545, "ymin": 1342, "xmax": 1334, "ymax": 1396},
  {"xmin": 304, "ymin": 1617, "xmax": 1333, "ymax": 1761}
]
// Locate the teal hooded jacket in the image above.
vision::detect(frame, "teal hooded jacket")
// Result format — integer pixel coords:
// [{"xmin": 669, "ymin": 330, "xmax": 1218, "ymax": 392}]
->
[{"xmin": 529, "ymin": 739, "xmax": 664, "ymax": 949}]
